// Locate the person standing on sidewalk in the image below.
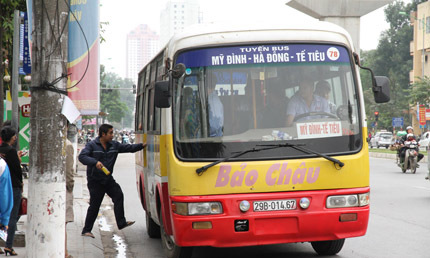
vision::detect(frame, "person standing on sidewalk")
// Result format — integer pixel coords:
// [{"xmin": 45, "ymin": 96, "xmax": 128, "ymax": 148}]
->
[
  {"xmin": 0, "ymin": 158, "xmax": 13, "ymax": 255},
  {"xmin": 0, "ymin": 126, "xmax": 23, "ymax": 256},
  {"xmin": 79, "ymin": 124, "xmax": 146, "ymax": 238}
]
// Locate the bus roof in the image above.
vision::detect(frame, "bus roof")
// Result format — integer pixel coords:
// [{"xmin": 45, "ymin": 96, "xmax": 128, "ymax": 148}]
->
[{"xmin": 164, "ymin": 20, "xmax": 355, "ymax": 58}]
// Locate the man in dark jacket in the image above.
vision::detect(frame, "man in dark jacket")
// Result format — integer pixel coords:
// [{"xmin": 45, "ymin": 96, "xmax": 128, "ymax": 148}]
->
[{"xmin": 79, "ymin": 124, "xmax": 146, "ymax": 238}]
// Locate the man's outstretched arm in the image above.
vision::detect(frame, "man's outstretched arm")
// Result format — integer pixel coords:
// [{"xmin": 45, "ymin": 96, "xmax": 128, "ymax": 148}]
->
[{"xmin": 118, "ymin": 142, "xmax": 146, "ymax": 153}]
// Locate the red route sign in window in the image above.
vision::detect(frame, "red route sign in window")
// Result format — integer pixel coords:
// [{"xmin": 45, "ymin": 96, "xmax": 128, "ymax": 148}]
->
[{"xmin": 419, "ymin": 105, "xmax": 426, "ymax": 125}]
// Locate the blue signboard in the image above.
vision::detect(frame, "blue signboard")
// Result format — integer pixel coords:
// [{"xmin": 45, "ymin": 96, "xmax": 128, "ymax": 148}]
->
[
  {"xmin": 19, "ymin": 12, "xmax": 31, "ymax": 75},
  {"xmin": 22, "ymin": 12, "xmax": 31, "ymax": 74},
  {"xmin": 392, "ymin": 117, "xmax": 404, "ymax": 127},
  {"xmin": 176, "ymin": 44, "xmax": 350, "ymax": 68}
]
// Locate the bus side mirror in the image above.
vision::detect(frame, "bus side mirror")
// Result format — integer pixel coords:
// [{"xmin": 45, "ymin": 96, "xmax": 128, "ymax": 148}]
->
[
  {"xmin": 373, "ymin": 76, "xmax": 390, "ymax": 103},
  {"xmin": 355, "ymin": 56, "xmax": 390, "ymax": 104},
  {"xmin": 154, "ymin": 81, "xmax": 171, "ymax": 108},
  {"xmin": 172, "ymin": 63, "xmax": 186, "ymax": 79}
]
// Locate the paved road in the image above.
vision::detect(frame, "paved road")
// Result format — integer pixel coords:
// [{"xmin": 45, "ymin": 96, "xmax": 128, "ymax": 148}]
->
[{"xmin": 108, "ymin": 154, "xmax": 430, "ymax": 258}]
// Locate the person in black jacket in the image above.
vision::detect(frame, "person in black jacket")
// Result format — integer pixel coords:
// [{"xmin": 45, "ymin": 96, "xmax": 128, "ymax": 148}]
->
[
  {"xmin": 0, "ymin": 126, "xmax": 23, "ymax": 256},
  {"xmin": 79, "ymin": 124, "xmax": 146, "ymax": 238}
]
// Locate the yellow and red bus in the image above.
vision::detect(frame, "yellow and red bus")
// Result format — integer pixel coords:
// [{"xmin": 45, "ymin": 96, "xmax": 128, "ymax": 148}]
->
[{"xmin": 134, "ymin": 20, "xmax": 389, "ymax": 258}]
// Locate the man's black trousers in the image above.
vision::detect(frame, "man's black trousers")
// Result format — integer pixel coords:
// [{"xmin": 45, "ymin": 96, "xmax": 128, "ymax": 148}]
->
[{"xmin": 82, "ymin": 178, "xmax": 128, "ymax": 234}]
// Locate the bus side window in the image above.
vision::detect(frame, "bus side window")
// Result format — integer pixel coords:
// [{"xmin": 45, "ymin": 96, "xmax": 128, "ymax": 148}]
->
[
  {"xmin": 138, "ymin": 93, "xmax": 145, "ymax": 131},
  {"xmin": 146, "ymin": 86, "xmax": 153, "ymax": 132},
  {"xmin": 136, "ymin": 71, "xmax": 146, "ymax": 132},
  {"xmin": 147, "ymin": 87, "xmax": 161, "ymax": 133},
  {"xmin": 180, "ymin": 86, "xmax": 200, "ymax": 139},
  {"xmin": 150, "ymin": 61, "xmax": 161, "ymax": 133}
]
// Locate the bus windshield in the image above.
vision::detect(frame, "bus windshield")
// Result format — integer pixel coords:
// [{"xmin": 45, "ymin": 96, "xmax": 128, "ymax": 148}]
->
[{"xmin": 173, "ymin": 44, "xmax": 362, "ymax": 160}]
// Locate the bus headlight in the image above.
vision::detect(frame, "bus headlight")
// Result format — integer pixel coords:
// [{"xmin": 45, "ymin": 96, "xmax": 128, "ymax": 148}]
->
[
  {"xmin": 173, "ymin": 202, "xmax": 223, "ymax": 215},
  {"xmin": 326, "ymin": 193, "xmax": 369, "ymax": 208},
  {"xmin": 358, "ymin": 192, "xmax": 370, "ymax": 206},
  {"xmin": 239, "ymin": 200, "xmax": 250, "ymax": 212}
]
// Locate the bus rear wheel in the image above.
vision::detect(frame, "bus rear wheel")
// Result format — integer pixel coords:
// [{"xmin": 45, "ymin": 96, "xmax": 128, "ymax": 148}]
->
[
  {"xmin": 146, "ymin": 211, "xmax": 160, "ymax": 238},
  {"xmin": 311, "ymin": 239, "xmax": 345, "ymax": 255},
  {"xmin": 160, "ymin": 209, "xmax": 192, "ymax": 258}
]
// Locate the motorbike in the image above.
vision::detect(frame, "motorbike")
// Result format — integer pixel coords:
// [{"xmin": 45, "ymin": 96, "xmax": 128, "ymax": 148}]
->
[
  {"xmin": 122, "ymin": 135, "xmax": 130, "ymax": 144},
  {"xmin": 85, "ymin": 134, "xmax": 92, "ymax": 143},
  {"xmin": 78, "ymin": 135, "xmax": 84, "ymax": 144},
  {"xmin": 397, "ymin": 139, "xmax": 419, "ymax": 173}
]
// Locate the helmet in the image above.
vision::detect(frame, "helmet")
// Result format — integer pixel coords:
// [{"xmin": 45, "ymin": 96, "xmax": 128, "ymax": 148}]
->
[
  {"xmin": 406, "ymin": 126, "xmax": 413, "ymax": 131},
  {"xmin": 407, "ymin": 133, "xmax": 414, "ymax": 140}
]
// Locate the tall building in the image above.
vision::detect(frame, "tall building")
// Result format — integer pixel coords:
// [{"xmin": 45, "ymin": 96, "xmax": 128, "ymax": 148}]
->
[
  {"xmin": 409, "ymin": 2, "xmax": 430, "ymax": 130},
  {"xmin": 160, "ymin": 0, "xmax": 202, "ymax": 46},
  {"xmin": 126, "ymin": 24, "xmax": 160, "ymax": 83}
]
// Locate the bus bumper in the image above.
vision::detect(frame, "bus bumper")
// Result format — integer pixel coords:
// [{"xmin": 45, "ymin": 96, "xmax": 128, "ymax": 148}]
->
[{"xmin": 170, "ymin": 187, "xmax": 369, "ymax": 247}]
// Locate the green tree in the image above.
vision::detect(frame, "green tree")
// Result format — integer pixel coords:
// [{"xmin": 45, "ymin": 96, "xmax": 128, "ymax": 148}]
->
[
  {"xmin": 0, "ymin": 0, "xmax": 27, "ymax": 126},
  {"xmin": 360, "ymin": 0, "xmax": 423, "ymax": 131},
  {"xmin": 117, "ymin": 78, "xmax": 135, "ymax": 128},
  {"xmin": 99, "ymin": 65, "xmax": 135, "ymax": 127},
  {"xmin": 409, "ymin": 76, "xmax": 430, "ymax": 104}
]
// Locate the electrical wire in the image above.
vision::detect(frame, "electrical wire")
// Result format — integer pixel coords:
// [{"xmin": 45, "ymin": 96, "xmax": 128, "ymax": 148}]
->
[
  {"xmin": 31, "ymin": 0, "xmax": 90, "ymax": 95},
  {"xmin": 64, "ymin": 0, "xmax": 90, "ymax": 90}
]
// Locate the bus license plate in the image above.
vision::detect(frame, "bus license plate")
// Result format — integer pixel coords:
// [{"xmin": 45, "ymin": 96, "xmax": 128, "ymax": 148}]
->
[{"xmin": 253, "ymin": 199, "xmax": 297, "ymax": 212}]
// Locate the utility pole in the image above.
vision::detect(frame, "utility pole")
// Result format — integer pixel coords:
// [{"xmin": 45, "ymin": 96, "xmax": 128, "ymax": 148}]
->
[
  {"xmin": 11, "ymin": 10, "xmax": 20, "ymax": 146},
  {"xmin": 27, "ymin": 1, "xmax": 69, "ymax": 257}
]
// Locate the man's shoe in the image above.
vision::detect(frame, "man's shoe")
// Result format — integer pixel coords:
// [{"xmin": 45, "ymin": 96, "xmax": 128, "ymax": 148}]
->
[
  {"xmin": 119, "ymin": 221, "xmax": 135, "ymax": 230},
  {"xmin": 81, "ymin": 232, "xmax": 95, "ymax": 238}
]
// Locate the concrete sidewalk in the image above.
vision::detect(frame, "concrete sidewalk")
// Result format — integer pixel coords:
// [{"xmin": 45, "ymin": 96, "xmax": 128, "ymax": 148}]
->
[{"xmin": 1, "ymin": 169, "xmax": 104, "ymax": 258}]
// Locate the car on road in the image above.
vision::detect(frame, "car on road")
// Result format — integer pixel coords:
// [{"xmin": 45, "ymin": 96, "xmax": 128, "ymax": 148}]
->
[{"xmin": 370, "ymin": 131, "xmax": 394, "ymax": 149}]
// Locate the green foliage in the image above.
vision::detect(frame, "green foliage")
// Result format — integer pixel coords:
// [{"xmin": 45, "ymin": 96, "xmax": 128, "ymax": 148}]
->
[
  {"xmin": 409, "ymin": 76, "xmax": 430, "ymax": 104},
  {"xmin": 100, "ymin": 65, "xmax": 135, "ymax": 127},
  {"xmin": 101, "ymin": 87, "xmax": 128, "ymax": 123},
  {"xmin": 99, "ymin": 21, "xmax": 109, "ymax": 44},
  {"xmin": 360, "ymin": 0, "xmax": 423, "ymax": 130},
  {"xmin": 0, "ymin": 0, "xmax": 27, "ymax": 55},
  {"xmin": 0, "ymin": 0, "xmax": 27, "ymax": 127}
]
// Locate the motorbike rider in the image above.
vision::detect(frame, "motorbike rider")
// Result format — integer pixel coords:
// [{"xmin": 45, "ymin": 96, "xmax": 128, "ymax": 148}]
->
[{"xmin": 399, "ymin": 126, "xmax": 424, "ymax": 165}]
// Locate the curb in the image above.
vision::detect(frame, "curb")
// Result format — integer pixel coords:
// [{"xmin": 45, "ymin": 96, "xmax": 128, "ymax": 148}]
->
[{"xmin": 368, "ymin": 150, "xmax": 429, "ymax": 163}]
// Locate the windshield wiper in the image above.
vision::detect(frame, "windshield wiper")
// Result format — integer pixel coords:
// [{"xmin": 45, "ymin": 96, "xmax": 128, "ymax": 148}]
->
[
  {"xmin": 196, "ymin": 145, "xmax": 282, "ymax": 175},
  {"xmin": 258, "ymin": 143, "xmax": 344, "ymax": 168},
  {"xmin": 196, "ymin": 142, "xmax": 344, "ymax": 176}
]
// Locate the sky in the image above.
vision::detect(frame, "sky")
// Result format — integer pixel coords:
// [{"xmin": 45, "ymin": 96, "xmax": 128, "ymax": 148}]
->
[{"xmin": 99, "ymin": 0, "xmax": 393, "ymax": 78}]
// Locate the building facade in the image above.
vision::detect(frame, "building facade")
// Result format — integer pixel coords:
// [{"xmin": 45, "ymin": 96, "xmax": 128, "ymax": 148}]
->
[
  {"xmin": 410, "ymin": 2, "xmax": 430, "ymax": 132},
  {"xmin": 160, "ymin": 0, "xmax": 202, "ymax": 47},
  {"xmin": 126, "ymin": 24, "xmax": 160, "ymax": 83}
]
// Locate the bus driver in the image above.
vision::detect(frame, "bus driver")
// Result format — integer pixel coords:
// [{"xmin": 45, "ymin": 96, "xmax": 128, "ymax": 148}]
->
[{"xmin": 286, "ymin": 78, "xmax": 330, "ymax": 126}]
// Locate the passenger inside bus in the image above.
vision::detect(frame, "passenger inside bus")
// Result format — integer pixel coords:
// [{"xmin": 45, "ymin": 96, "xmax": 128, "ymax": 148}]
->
[
  {"xmin": 286, "ymin": 77, "xmax": 330, "ymax": 126},
  {"xmin": 207, "ymin": 75, "xmax": 224, "ymax": 137},
  {"xmin": 232, "ymin": 85, "xmax": 252, "ymax": 134},
  {"xmin": 314, "ymin": 80, "xmax": 337, "ymax": 114},
  {"xmin": 259, "ymin": 78, "xmax": 288, "ymax": 128}
]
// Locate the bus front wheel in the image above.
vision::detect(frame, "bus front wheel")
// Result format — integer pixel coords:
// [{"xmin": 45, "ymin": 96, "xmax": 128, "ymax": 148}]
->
[
  {"xmin": 311, "ymin": 239, "xmax": 345, "ymax": 255},
  {"xmin": 160, "ymin": 209, "xmax": 192, "ymax": 258},
  {"xmin": 146, "ymin": 211, "xmax": 160, "ymax": 238}
]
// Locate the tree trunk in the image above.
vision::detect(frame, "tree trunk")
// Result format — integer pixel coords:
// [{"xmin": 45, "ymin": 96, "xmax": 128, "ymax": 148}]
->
[{"xmin": 27, "ymin": 1, "xmax": 68, "ymax": 257}]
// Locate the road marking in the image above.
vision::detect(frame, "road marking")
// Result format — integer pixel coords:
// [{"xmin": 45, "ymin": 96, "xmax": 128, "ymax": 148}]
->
[{"xmin": 412, "ymin": 186, "xmax": 430, "ymax": 191}]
